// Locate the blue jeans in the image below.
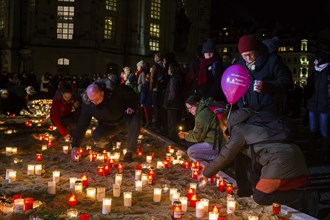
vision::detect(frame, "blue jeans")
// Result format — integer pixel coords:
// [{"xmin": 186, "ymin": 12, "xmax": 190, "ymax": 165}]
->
[
  {"xmin": 309, "ymin": 111, "xmax": 329, "ymax": 138},
  {"xmin": 187, "ymin": 142, "xmax": 218, "ymax": 165}
]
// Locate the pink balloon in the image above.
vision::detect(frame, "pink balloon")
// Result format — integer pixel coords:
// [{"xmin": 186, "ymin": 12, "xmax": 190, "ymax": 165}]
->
[{"xmin": 221, "ymin": 64, "xmax": 250, "ymax": 104}]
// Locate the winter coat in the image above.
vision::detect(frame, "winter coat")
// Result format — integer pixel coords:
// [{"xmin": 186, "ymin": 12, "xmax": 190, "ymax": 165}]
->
[
  {"xmin": 163, "ymin": 73, "xmax": 183, "ymax": 110},
  {"xmin": 72, "ymin": 84, "xmax": 139, "ymax": 148},
  {"xmin": 184, "ymin": 97, "xmax": 219, "ymax": 145},
  {"xmin": 236, "ymin": 43, "xmax": 292, "ymax": 115},
  {"xmin": 50, "ymin": 95, "xmax": 78, "ymax": 137},
  {"xmin": 203, "ymin": 108, "xmax": 309, "ymax": 180},
  {"xmin": 306, "ymin": 65, "xmax": 330, "ymax": 113}
]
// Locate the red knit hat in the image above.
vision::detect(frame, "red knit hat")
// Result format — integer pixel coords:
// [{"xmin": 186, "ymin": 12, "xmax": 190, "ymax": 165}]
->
[{"xmin": 238, "ymin": 35, "xmax": 259, "ymax": 54}]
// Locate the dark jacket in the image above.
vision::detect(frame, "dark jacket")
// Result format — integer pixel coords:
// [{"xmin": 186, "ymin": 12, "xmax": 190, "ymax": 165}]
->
[
  {"xmin": 236, "ymin": 43, "xmax": 292, "ymax": 115},
  {"xmin": 72, "ymin": 85, "xmax": 139, "ymax": 148},
  {"xmin": 306, "ymin": 65, "xmax": 330, "ymax": 113},
  {"xmin": 163, "ymin": 73, "xmax": 183, "ymax": 109},
  {"xmin": 203, "ymin": 108, "xmax": 309, "ymax": 180}
]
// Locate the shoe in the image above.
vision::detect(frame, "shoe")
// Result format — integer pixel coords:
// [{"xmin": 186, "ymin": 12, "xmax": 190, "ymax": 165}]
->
[
  {"xmin": 71, "ymin": 147, "xmax": 79, "ymax": 161},
  {"xmin": 123, "ymin": 152, "xmax": 133, "ymax": 162}
]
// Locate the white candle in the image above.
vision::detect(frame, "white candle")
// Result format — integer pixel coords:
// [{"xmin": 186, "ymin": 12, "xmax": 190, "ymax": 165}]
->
[
  {"xmin": 27, "ymin": 164, "xmax": 35, "ymax": 175},
  {"xmin": 169, "ymin": 188, "xmax": 178, "ymax": 201},
  {"xmin": 48, "ymin": 181, "xmax": 56, "ymax": 194},
  {"xmin": 113, "ymin": 183, "xmax": 121, "ymax": 197},
  {"xmin": 248, "ymin": 215, "xmax": 259, "ymax": 220},
  {"xmin": 190, "ymin": 182, "xmax": 197, "ymax": 190},
  {"xmin": 135, "ymin": 180, "xmax": 143, "ymax": 192},
  {"xmin": 8, "ymin": 170, "xmax": 16, "ymax": 183},
  {"xmin": 146, "ymin": 155, "xmax": 152, "ymax": 163},
  {"xmin": 63, "ymin": 146, "xmax": 69, "ymax": 154},
  {"xmin": 5, "ymin": 169, "xmax": 13, "ymax": 180},
  {"xmin": 52, "ymin": 170, "xmax": 60, "ymax": 183},
  {"xmin": 102, "ymin": 198, "xmax": 112, "ymax": 214},
  {"xmin": 200, "ymin": 198, "xmax": 209, "ymax": 213},
  {"xmin": 209, "ymin": 212, "xmax": 219, "ymax": 220},
  {"xmin": 156, "ymin": 161, "xmax": 163, "ymax": 169},
  {"xmin": 116, "ymin": 141, "xmax": 121, "ymax": 149},
  {"xmin": 14, "ymin": 198, "xmax": 24, "ymax": 213},
  {"xmin": 171, "ymin": 192, "xmax": 180, "ymax": 205},
  {"xmin": 196, "ymin": 201, "xmax": 205, "ymax": 218},
  {"xmin": 86, "ymin": 187, "xmax": 96, "ymax": 199},
  {"xmin": 97, "ymin": 187, "xmax": 106, "ymax": 202},
  {"xmin": 153, "ymin": 188, "xmax": 162, "ymax": 202},
  {"xmin": 11, "ymin": 147, "xmax": 17, "ymax": 155},
  {"xmin": 141, "ymin": 173, "xmax": 148, "ymax": 185},
  {"xmin": 180, "ymin": 196, "xmax": 188, "ymax": 212},
  {"xmin": 169, "ymin": 148, "xmax": 175, "ymax": 154},
  {"xmin": 123, "ymin": 192, "xmax": 132, "ymax": 207},
  {"xmin": 69, "ymin": 177, "xmax": 77, "ymax": 189},
  {"xmin": 41, "ymin": 145, "xmax": 47, "ymax": 151},
  {"xmin": 113, "ymin": 152, "xmax": 120, "ymax": 162},
  {"xmin": 35, "ymin": 164, "xmax": 42, "ymax": 175},
  {"xmin": 115, "ymin": 173, "xmax": 122, "ymax": 185},
  {"xmin": 227, "ymin": 197, "xmax": 236, "ymax": 214},
  {"xmin": 5, "ymin": 147, "xmax": 12, "ymax": 156},
  {"xmin": 135, "ymin": 169, "xmax": 142, "ymax": 180}
]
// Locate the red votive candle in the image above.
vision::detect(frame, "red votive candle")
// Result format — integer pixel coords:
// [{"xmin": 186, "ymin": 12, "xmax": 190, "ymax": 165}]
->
[
  {"xmin": 97, "ymin": 166, "xmax": 104, "ymax": 176},
  {"xmin": 109, "ymin": 159, "xmax": 114, "ymax": 168},
  {"xmin": 47, "ymin": 140, "xmax": 53, "ymax": 147},
  {"xmin": 103, "ymin": 164, "xmax": 110, "ymax": 175},
  {"xmin": 91, "ymin": 153, "xmax": 97, "ymax": 161},
  {"xmin": 68, "ymin": 194, "xmax": 78, "ymax": 206},
  {"xmin": 192, "ymin": 169, "xmax": 198, "ymax": 179},
  {"xmin": 186, "ymin": 188, "xmax": 195, "ymax": 201},
  {"xmin": 210, "ymin": 205, "xmax": 220, "ymax": 214},
  {"xmin": 219, "ymin": 179, "xmax": 226, "ymax": 192},
  {"xmin": 226, "ymin": 183, "xmax": 233, "ymax": 195},
  {"xmin": 273, "ymin": 202, "xmax": 281, "ymax": 215},
  {"xmin": 36, "ymin": 153, "xmax": 42, "ymax": 162},
  {"xmin": 103, "ymin": 154, "xmax": 109, "ymax": 163},
  {"xmin": 81, "ymin": 174, "xmax": 88, "ymax": 187},
  {"xmin": 183, "ymin": 160, "xmax": 189, "ymax": 169},
  {"xmin": 163, "ymin": 160, "xmax": 169, "ymax": 168},
  {"xmin": 117, "ymin": 163, "xmax": 123, "ymax": 173},
  {"xmin": 137, "ymin": 150, "xmax": 143, "ymax": 157},
  {"xmin": 79, "ymin": 213, "xmax": 90, "ymax": 220},
  {"xmin": 189, "ymin": 194, "xmax": 198, "ymax": 208},
  {"xmin": 24, "ymin": 197, "xmax": 34, "ymax": 211},
  {"xmin": 77, "ymin": 148, "xmax": 85, "ymax": 157},
  {"xmin": 136, "ymin": 164, "xmax": 142, "ymax": 170}
]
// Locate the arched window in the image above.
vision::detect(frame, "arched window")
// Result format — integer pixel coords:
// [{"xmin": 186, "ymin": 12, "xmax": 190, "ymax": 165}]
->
[{"xmin": 57, "ymin": 58, "xmax": 70, "ymax": 65}]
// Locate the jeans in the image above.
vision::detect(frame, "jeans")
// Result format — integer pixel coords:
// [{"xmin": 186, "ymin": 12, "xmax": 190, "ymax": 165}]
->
[
  {"xmin": 187, "ymin": 142, "xmax": 218, "ymax": 165},
  {"xmin": 309, "ymin": 111, "xmax": 329, "ymax": 138}
]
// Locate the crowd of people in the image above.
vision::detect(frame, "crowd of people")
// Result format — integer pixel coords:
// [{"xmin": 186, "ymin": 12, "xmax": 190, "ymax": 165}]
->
[{"xmin": 0, "ymin": 34, "xmax": 329, "ymax": 218}]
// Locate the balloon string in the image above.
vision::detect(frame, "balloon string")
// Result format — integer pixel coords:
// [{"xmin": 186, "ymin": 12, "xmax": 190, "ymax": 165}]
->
[{"xmin": 227, "ymin": 104, "xmax": 233, "ymax": 122}]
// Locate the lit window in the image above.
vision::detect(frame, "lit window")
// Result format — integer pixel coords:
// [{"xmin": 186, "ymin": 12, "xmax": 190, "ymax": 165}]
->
[
  {"xmin": 57, "ymin": 58, "xmax": 70, "ymax": 65},
  {"xmin": 58, "ymin": 0, "xmax": 75, "ymax": 2},
  {"xmin": 57, "ymin": 4, "xmax": 74, "ymax": 40},
  {"xmin": 105, "ymin": 0, "xmax": 117, "ymax": 11},
  {"xmin": 301, "ymin": 39, "xmax": 308, "ymax": 51},
  {"xmin": 149, "ymin": 39, "xmax": 159, "ymax": 51},
  {"xmin": 104, "ymin": 17, "xmax": 114, "ymax": 39},
  {"xmin": 151, "ymin": 0, "xmax": 161, "ymax": 20},
  {"xmin": 150, "ymin": 23, "xmax": 160, "ymax": 37}
]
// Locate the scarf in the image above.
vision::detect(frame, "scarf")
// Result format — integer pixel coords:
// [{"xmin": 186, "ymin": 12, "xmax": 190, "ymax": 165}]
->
[{"xmin": 198, "ymin": 56, "xmax": 217, "ymax": 85}]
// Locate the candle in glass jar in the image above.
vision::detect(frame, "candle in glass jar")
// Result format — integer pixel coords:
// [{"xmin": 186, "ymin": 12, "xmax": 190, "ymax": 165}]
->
[
  {"xmin": 189, "ymin": 194, "xmax": 198, "ymax": 208},
  {"xmin": 97, "ymin": 187, "xmax": 106, "ymax": 202},
  {"xmin": 146, "ymin": 155, "xmax": 152, "ymax": 163},
  {"xmin": 97, "ymin": 166, "xmax": 104, "ymax": 176},
  {"xmin": 14, "ymin": 198, "xmax": 24, "ymax": 213},
  {"xmin": 11, "ymin": 147, "xmax": 17, "ymax": 155},
  {"xmin": 153, "ymin": 187, "xmax": 162, "ymax": 202},
  {"xmin": 189, "ymin": 182, "xmax": 197, "ymax": 190},
  {"xmin": 79, "ymin": 213, "xmax": 90, "ymax": 220},
  {"xmin": 103, "ymin": 164, "xmax": 110, "ymax": 175},
  {"xmin": 272, "ymin": 202, "xmax": 281, "ymax": 215},
  {"xmin": 123, "ymin": 192, "xmax": 132, "ymax": 207},
  {"xmin": 8, "ymin": 170, "xmax": 17, "ymax": 183},
  {"xmin": 135, "ymin": 169, "xmax": 142, "ymax": 180},
  {"xmin": 36, "ymin": 153, "xmax": 42, "ymax": 162},
  {"xmin": 6, "ymin": 147, "xmax": 12, "ymax": 156},
  {"xmin": 200, "ymin": 198, "xmax": 209, "ymax": 213},
  {"xmin": 192, "ymin": 169, "xmax": 198, "ymax": 179},
  {"xmin": 35, "ymin": 164, "xmax": 42, "ymax": 175},
  {"xmin": 186, "ymin": 187, "xmax": 195, "ymax": 201},
  {"xmin": 63, "ymin": 146, "xmax": 69, "ymax": 154},
  {"xmin": 172, "ymin": 200, "xmax": 182, "ymax": 220},
  {"xmin": 248, "ymin": 215, "xmax": 259, "ymax": 220},
  {"xmin": 69, "ymin": 177, "xmax": 77, "ymax": 189},
  {"xmin": 41, "ymin": 145, "xmax": 47, "ymax": 151},
  {"xmin": 135, "ymin": 180, "xmax": 143, "ymax": 192},
  {"xmin": 219, "ymin": 179, "xmax": 226, "ymax": 192},
  {"xmin": 171, "ymin": 192, "xmax": 180, "ymax": 205},
  {"xmin": 169, "ymin": 188, "xmax": 178, "ymax": 201},
  {"xmin": 226, "ymin": 183, "xmax": 233, "ymax": 195},
  {"xmin": 48, "ymin": 181, "xmax": 56, "ymax": 194},
  {"xmin": 115, "ymin": 173, "xmax": 122, "ymax": 185},
  {"xmin": 183, "ymin": 160, "xmax": 189, "ymax": 169},
  {"xmin": 156, "ymin": 161, "xmax": 163, "ymax": 169},
  {"xmin": 141, "ymin": 173, "xmax": 148, "ymax": 185},
  {"xmin": 102, "ymin": 198, "xmax": 112, "ymax": 214},
  {"xmin": 112, "ymin": 183, "xmax": 121, "ymax": 197},
  {"xmin": 53, "ymin": 170, "xmax": 60, "ymax": 183},
  {"xmin": 227, "ymin": 196, "xmax": 236, "ymax": 214},
  {"xmin": 68, "ymin": 194, "xmax": 78, "ymax": 206},
  {"xmin": 86, "ymin": 187, "xmax": 96, "ymax": 199},
  {"xmin": 209, "ymin": 211, "xmax": 219, "ymax": 220},
  {"xmin": 163, "ymin": 160, "xmax": 169, "ymax": 168},
  {"xmin": 196, "ymin": 201, "xmax": 205, "ymax": 218},
  {"xmin": 24, "ymin": 198, "xmax": 34, "ymax": 211},
  {"xmin": 117, "ymin": 163, "xmax": 123, "ymax": 173},
  {"xmin": 81, "ymin": 174, "xmax": 88, "ymax": 187},
  {"xmin": 74, "ymin": 180, "xmax": 83, "ymax": 193},
  {"xmin": 77, "ymin": 148, "xmax": 85, "ymax": 157},
  {"xmin": 116, "ymin": 141, "xmax": 121, "ymax": 148},
  {"xmin": 27, "ymin": 164, "xmax": 35, "ymax": 175},
  {"xmin": 180, "ymin": 196, "xmax": 188, "ymax": 212}
]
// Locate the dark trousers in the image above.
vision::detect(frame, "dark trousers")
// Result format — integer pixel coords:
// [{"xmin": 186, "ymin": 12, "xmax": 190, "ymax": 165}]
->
[
  {"xmin": 151, "ymin": 90, "xmax": 161, "ymax": 127},
  {"xmin": 167, "ymin": 108, "xmax": 181, "ymax": 141},
  {"xmin": 92, "ymin": 114, "xmax": 141, "ymax": 152}
]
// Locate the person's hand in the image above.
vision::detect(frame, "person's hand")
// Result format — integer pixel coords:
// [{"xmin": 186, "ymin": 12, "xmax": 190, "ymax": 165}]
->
[
  {"xmin": 125, "ymin": 108, "xmax": 135, "ymax": 115},
  {"xmin": 198, "ymin": 173, "xmax": 208, "ymax": 188},
  {"xmin": 253, "ymin": 80, "xmax": 266, "ymax": 93},
  {"xmin": 178, "ymin": 131, "xmax": 187, "ymax": 139},
  {"xmin": 64, "ymin": 134, "xmax": 71, "ymax": 142}
]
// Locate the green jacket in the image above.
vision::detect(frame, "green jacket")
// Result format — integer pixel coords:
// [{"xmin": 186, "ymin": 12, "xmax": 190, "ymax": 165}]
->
[{"xmin": 184, "ymin": 97, "xmax": 219, "ymax": 145}]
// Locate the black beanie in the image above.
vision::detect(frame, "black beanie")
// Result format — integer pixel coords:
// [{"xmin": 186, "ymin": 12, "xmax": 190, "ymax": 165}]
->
[{"xmin": 202, "ymin": 38, "xmax": 216, "ymax": 53}]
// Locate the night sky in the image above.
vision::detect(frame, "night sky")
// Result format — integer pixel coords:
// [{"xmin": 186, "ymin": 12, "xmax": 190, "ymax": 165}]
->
[{"xmin": 211, "ymin": 0, "xmax": 330, "ymax": 34}]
